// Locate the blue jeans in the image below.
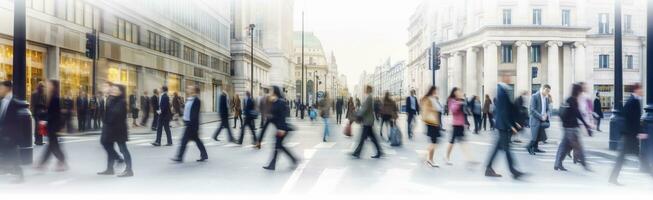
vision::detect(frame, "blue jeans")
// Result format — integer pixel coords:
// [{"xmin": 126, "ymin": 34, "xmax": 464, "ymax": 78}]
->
[{"xmin": 323, "ymin": 117, "xmax": 330, "ymax": 140}]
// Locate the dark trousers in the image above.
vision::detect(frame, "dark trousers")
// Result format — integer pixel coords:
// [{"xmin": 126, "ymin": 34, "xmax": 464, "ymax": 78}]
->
[
  {"xmin": 473, "ymin": 114, "xmax": 482, "ymax": 133},
  {"xmin": 140, "ymin": 109, "xmax": 150, "ymax": 126},
  {"xmin": 77, "ymin": 112, "xmax": 86, "ymax": 131},
  {"xmin": 528, "ymin": 126, "xmax": 545, "ymax": 150},
  {"xmin": 482, "ymin": 113, "xmax": 494, "ymax": 130},
  {"xmin": 258, "ymin": 119, "xmax": 272, "ymax": 144},
  {"xmin": 34, "ymin": 116, "xmax": 43, "ymax": 144},
  {"xmin": 0, "ymin": 143, "xmax": 23, "ymax": 178},
  {"xmin": 300, "ymin": 109, "xmax": 305, "ymax": 119},
  {"xmin": 213, "ymin": 117, "xmax": 234, "ymax": 141},
  {"xmin": 595, "ymin": 117, "xmax": 602, "ymax": 131},
  {"xmin": 407, "ymin": 112, "xmax": 415, "ymax": 138},
  {"xmin": 610, "ymin": 136, "xmax": 650, "ymax": 181},
  {"xmin": 39, "ymin": 134, "xmax": 66, "ymax": 165},
  {"xmin": 486, "ymin": 130, "xmax": 519, "ymax": 175},
  {"xmin": 151, "ymin": 113, "xmax": 159, "ymax": 130},
  {"xmin": 176, "ymin": 121, "xmax": 208, "ymax": 160},
  {"xmin": 555, "ymin": 128, "xmax": 586, "ymax": 167},
  {"xmin": 95, "ymin": 112, "xmax": 103, "ymax": 129},
  {"xmin": 233, "ymin": 113, "xmax": 243, "ymax": 128},
  {"xmin": 265, "ymin": 133, "xmax": 298, "ymax": 169},
  {"xmin": 352, "ymin": 125, "xmax": 383, "ymax": 156},
  {"xmin": 89, "ymin": 110, "xmax": 97, "ymax": 129},
  {"xmin": 155, "ymin": 117, "xmax": 172, "ymax": 144},
  {"xmin": 102, "ymin": 141, "xmax": 132, "ymax": 171},
  {"xmin": 336, "ymin": 112, "xmax": 343, "ymax": 124},
  {"xmin": 239, "ymin": 117, "xmax": 257, "ymax": 144},
  {"xmin": 260, "ymin": 116, "xmax": 267, "ymax": 128}
]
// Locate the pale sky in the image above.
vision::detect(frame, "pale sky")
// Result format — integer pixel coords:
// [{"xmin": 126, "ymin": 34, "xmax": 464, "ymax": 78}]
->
[{"xmin": 293, "ymin": 0, "xmax": 422, "ymax": 91}]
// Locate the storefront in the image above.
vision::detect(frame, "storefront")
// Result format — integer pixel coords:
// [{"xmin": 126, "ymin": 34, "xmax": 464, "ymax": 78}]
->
[
  {"xmin": 101, "ymin": 61, "xmax": 139, "ymax": 97},
  {"xmin": 59, "ymin": 51, "xmax": 92, "ymax": 97},
  {"xmin": 0, "ymin": 43, "xmax": 46, "ymax": 99},
  {"xmin": 166, "ymin": 73, "xmax": 182, "ymax": 95}
]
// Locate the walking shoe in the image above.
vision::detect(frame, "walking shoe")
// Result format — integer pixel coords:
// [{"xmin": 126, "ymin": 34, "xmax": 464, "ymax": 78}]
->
[
  {"xmin": 151, "ymin": 142, "xmax": 161, "ymax": 146},
  {"xmin": 117, "ymin": 170, "xmax": 134, "ymax": 177},
  {"xmin": 485, "ymin": 168, "xmax": 502, "ymax": 177},
  {"xmin": 97, "ymin": 170, "xmax": 115, "ymax": 175}
]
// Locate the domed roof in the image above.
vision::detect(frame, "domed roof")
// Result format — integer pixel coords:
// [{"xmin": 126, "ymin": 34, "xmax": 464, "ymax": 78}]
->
[{"xmin": 294, "ymin": 32, "xmax": 324, "ymax": 50}]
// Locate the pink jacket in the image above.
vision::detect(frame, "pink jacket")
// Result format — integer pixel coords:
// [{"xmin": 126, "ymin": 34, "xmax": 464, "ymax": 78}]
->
[{"xmin": 448, "ymin": 99, "xmax": 465, "ymax": 126}]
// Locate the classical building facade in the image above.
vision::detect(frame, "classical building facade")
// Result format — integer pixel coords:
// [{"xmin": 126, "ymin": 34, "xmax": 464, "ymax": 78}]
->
[
  {"xmin": 1, "ymin": 0, "xmax": 234, "ymax": 112},
  {"xmin": 408, "ymin": 0, "xmax": 646, "ymax": 109},
  {"xmin": 292, "ymin": 32, "xmax": 345, "ymax": 104}
]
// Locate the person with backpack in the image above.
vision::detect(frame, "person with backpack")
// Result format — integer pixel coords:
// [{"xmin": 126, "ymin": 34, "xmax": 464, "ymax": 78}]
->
[{"xmin": 554, "ymin": 83, "xmax": 592, "ymax": 172}]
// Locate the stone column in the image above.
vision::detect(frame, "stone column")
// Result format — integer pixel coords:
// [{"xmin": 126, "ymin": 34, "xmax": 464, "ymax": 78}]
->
[
  {"xmin": 465, "ymin": 47, "xmax": 479, "ymax": 97},
  {"xmin": 483, "ymin": 41, "xmax": 501, "ymax": 99},
  {"xmin": 452, "ymin": 51, "xmax": 463, "ymax": 89},
  {"xmin": 547, "ymin": 41, "xmax": 563, "ymax": 108},
  {"xmin": 573, "ymin": 42, "xmax": 587, "ymax": 82},
  {"xmin": 563, "ymin": 44, "xmax": 573, "ymax": 98},
  {"xmin": 438, "ymin": 54, "xmax": 449, "ymax": 100},
  {"xmin": 515, "ymin": 41, "xmax": 531, "ymax": 97}
]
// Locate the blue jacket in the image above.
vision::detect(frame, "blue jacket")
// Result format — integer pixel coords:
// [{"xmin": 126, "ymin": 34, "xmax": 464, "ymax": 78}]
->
[{"xmin": 494, "ymin": 83, "xmax": 516, "ymax": 131}]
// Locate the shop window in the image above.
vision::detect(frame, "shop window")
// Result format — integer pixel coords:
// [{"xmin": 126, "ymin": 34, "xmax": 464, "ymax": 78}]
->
[
  {"xmin": 166, "ymin": 73, "xmax": 182, "ymax": 95},
  {"xmin": 59, "ymin": 52, "xmax": 92, "ymax": 98},
  {"xmin": 0, "ymin": 44, "xmax": 46, "ymax": 100}
]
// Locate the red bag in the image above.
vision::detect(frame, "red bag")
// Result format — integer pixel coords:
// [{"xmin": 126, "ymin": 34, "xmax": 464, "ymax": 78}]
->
[
  {"xmin": 38, "ymin": 121, "xmax": 48, "ymax": 137},
  {"xmin": 343, "ymin": 123, "xmax": 352, "ymax": 137}
]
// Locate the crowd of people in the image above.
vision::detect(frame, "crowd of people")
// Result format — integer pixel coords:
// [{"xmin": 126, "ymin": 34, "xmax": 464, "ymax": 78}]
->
[{"xmin": 0, "ymin": 74, "xmax": 652, "ymax": 185}]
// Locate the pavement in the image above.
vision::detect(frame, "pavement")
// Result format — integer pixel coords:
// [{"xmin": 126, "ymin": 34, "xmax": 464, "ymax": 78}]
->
[{"xmin": 1, "ymin": 113, "xmax": 652, "ymax": 198}]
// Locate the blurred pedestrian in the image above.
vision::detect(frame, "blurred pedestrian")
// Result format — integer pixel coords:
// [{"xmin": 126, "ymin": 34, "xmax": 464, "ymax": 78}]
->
[
  {"xmin": 263, "ymin": 86, "xmax": 298, "ymax": 170},
  {"xmin": 139, "ymin": 91, "xmax": 150, "ymax": 126},
  {"xmin": 75, "ymin": 91, "xmax": 88, "ymax": 132},
  {"xmin": 485, "ymin": 74, "xmax": 525, "ymax": 180},
  {"xmin": 239, "ymin": 91, "xmax": 258, "ymax": 146},
  {"xmin": 172, "ymin": 85, "xmax": 208, "ymax": 163},
  {"xmin": 318, "ymin": 92, "xmax": 333, "ymax": 142},
  {"xmin": 379, "ymin": 92, "xmax": 398, "ymax": 140},
  {"xmin": 406, "ymin": 89, "xmax": 420, "ymax": 139},
  {"xmin": 152, "ymin": 86, "xmax": 172, "ymax": 146},
  {"xmin": 421, "ymin": 86, "xmax": 441, "ymax": 167},
  {"xmin": 31, "ymin": 82, "xmax": 46, "ymax": 145},
  {"xmin": 150, "ymin": 89, "xmax": 160, "ymax": 131},
  {"xmin": 527, "ymin": 85, "xmax": 551, "ymax": 155},
  {"xmin": 445, "ymin": 87, "xmax": 476, "ymax": 165},
  {"xmin": 89, "ymin": 93, "xmax": 98, "ymax": 130},
  {"xmin": 259, "ymin": 88, "xmax": 270, "ymax": 128},
  {"xmin": 512, "ymin": 91, "xmax": 529, "ymax": 143},
  {"xmin": 593, "ymin": 92, "xmax": 604, "ymax": 132},
  {"xmin": 171, "ymin": 92, "xmax": 183, "ymax": 127},
  {"xmin": 62, "ymin": 93, "xmax": 74, "ymax": 133},
  {"xmin": 232, "ymin": 94, "xmax": 243, "ymax": 128},
  {"xmin": 97, "ymin": 83, "xmax": 133, "ymax": 177},
  {"xmin": 351, "ymin": 85, "xmax": 383, "ymax": 159},
  {"xmin": 482, "ymin": 94, "xmax": 494, "ymax": 131},
  {"xmin": 610, "ymin": 83, "xmax": 650, "ymax": 185},
  {"xmin": 96, "ymin": 92, "xmax": 105, "ymax": 129},
  {"xmin": 213, "ymin": 87, "xmax": 235, "ymax": 143},
  {"xmin": 335, "ymin": 97, "xmax": 344, "ymax": 124},
  {"xmin": 0, "ymin": 80, "xmax": 25, "ymax": 183},
  {"xmin": 344, "ymin": 96, "xmax": 356, "ymax": 137},
  {"xmin": 36, "ymin": 80, "xmax": 69, "ymax": 172},
  {"xmin": 554, "ymin": 83, "xmax": 592, "ymax": 172},
  {"xmin": 470, "ymin": 95, "xmax": 482, "ymax": 134},
  {"xmin": 129, "ymin": 93, "xmax": 139, "ymax": 127}
]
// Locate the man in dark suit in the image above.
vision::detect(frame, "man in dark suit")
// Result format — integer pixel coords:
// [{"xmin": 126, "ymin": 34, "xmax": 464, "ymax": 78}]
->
[
  {"xmin": 152, "ymin": 86, "xmax": 172, "ymax": 146},
  {"xmin": 527, "ymin": 85, "xmax": 551, "ymax": 155},
  {"xmin": 96, "ymin": 92, "xmax": 105, "ymax": 129},
  {"xmin": 89, "ymin": 94, "xmax": 98, "ymax": 130},
  {"xmin": 593, "ymin": 93, "xmax": 604, "ymax": 132},
  {"xmin": 610, "ymin": 83, "xmax": 650, "ymax": 185},
  {"xmin": 76, "ymin": 91, "xmax": 88, "ymax": 132},
  {"xmin": 213, "ymin": 88, "xmax": 235, "ymax": 143},
  {"xmin": 172, "ymin": 85, "xmax": 207, "ymax": 162},
  {"xmin": 30, "ymin": 82, "xmax": 46, "ymax": 145},
  {"xmin": 0, "ymin": 81, "xmax": 25, "ymax": 183},
  {"xmin": 239, "ymin": 91, "xmax": 258, "ymax": 145},
  {"xmin": 140, "ymin": 91, "xmax": 150, "ymax": 126},
  {"xmin": 335, "ymin": 97, "xmax": 344, "ymax": 124},
  {"xmin": 485, "ymin": 74, "xmax": 525, "ymax": 180},
  {"xmin": 150, "ymin": 89, "xmax": 160, "ymax": 131},
  {"xmin": 405, "ymin": 89, "xmax": 420, "ymax": 139}
]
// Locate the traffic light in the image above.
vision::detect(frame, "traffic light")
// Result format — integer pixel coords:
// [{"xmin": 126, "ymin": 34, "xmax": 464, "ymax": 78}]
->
[
  {"xmin": 85, "ymin": 32, "xmax": 96, "ymax": 59},
  {"xmin": 428, "ymin": 42, "xmax": 440, "ymax": 70}
]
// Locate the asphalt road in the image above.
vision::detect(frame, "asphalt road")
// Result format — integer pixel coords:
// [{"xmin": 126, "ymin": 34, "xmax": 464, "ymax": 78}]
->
[{"xmin": 1, "ymin": 115, "xmax": 652, "ymax": 198}]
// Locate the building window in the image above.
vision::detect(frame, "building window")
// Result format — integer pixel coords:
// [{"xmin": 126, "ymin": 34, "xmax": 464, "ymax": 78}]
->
[
  {"xmin": 532, "ymin": 9, "xmax": 542, "ymax": 25},
  {"xmin": 64, "ymin": 0, "xmax": 100, "ymax": 29},
  {"xmin": 562, "ymin": 9, "xmax": 571, "ymax": 26},
  {"xmin": 211, "ymin": 57, "xmax": 220, "ymax": 70},
  {"xmin": 27, "ymin": 0, "xmax": 55, "ymax": 15},
  {"xmin": 115, "ymin": 18, "xmax": 139, "ymax": 43},
  {"xmin": 502, "ymin": 9, "xmax": 512, "ymax": 25},
  {"xmin": 598, "ymin": 13, "xmax": 610, "ymax": 34},
  {"xmin": 530, "ymin": 45, "xmax": 541, "ymax": 63},
  {"xmin": 501, "ymin": 45, "xmax": 512, "ymax": 63},
  {"xmin": 169, "ymin": 40, "xmax": 180, "ymax": 57},
  {"xmin": 183, "ymin": 46, "xmax": 195, "ymax": 62},
  {"xmin": 625, "ymin": 15, "xmax": 633, "ymax": 33},
  {"xmin": 198, "ymin": 53, "xmax": 209, "ymax": 66},
  {"xmin": 599, "ymin": 54, "xmax": 609, "ymax": 68},
  {"xmin": 193, "ymin": 68, "xmax": 204, "ymax": 78},
  {"xmin": 625, "ymin": 55, "xmax": 634, "ymax": 69}
]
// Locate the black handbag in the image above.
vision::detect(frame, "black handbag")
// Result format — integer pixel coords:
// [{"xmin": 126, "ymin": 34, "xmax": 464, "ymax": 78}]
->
[{"xmin": 540, "ymin": 120, "xmax": 550, "ymax": 129}]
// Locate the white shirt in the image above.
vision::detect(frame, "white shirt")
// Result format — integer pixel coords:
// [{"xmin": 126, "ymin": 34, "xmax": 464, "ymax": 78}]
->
[
  {"xmin": 540, "ymin": 93, "xmax": 547, "ymax": 118},
  {"xmin": 410, "ymin": 96, "xmax": 417, "ymax": 110},
  {"xmin": 0, "ymin": 93, "xmax": 12, "ymax": 120},
  {"xmin": 183, "ymin": 97, "xmax": 195, "ymax": 122}
]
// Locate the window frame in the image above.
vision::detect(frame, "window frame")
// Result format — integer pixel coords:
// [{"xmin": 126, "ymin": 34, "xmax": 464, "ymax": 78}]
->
[
  {"xmin": 598, "ymin": 54, "xmax": 610, "ymax": 69},
  {"xmin": 532, "ymin": 9, "xmax": 542, "ymax": 25},
  {"xmin": 502, "ymin": 9, "xmax": 512, "ymax": 25},
  {"xmin": 561, "ymin": 9, "xmax": 571, "ymax": 26}
]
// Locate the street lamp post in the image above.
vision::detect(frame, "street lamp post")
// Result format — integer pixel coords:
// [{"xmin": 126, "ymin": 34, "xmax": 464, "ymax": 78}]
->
[
  {"xmin": 249, "ymin": 24, "xmax": 255, "ymax": 96},
  {"xmin": 301, "ymin": 12, "xmax": 306, "ymax": 109},
  {"xmin": 315, "ymin": 70, "xmax": 319, "ymax": 105},
  {"xmin": 609, "ymin": 0, "xmax": 623, "ymax": 150},
  {"xmin": 641, "ymin": 0, "xmax": 653, "ymax": 172},
  {"xmin": 12, "ymin": 0, "xmax": 33, "ymax": 164}
]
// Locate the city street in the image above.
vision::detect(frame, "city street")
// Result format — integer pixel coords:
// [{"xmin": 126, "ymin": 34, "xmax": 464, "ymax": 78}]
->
[{"xmin": 1, "ymin": 115, "xmax": 651, "ymax": 197}]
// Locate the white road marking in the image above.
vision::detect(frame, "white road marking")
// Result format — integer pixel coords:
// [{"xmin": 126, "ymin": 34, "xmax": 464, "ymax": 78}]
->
[
  {"xmin": 279, "ymin": 162, "xmax": 309, "ymax": 194},
  {"xmin": 314, "ymin": 142, "xmax": 336, "ymax": 149},
  {"xmin": 49, "ymin": 178, "xmax": 74, "ymax": 186},
  {"xmin": 304, "ymin": 149, "xmax": 317, "ymax": 159},
  {"xmin": 308, "ymin": 168, "xmax": 347, "ymax": 194}
]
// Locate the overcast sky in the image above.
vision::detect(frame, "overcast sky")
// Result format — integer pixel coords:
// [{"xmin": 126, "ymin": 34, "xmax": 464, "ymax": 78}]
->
[{"xmin": 293, "ymin": 0, "xmax": 422, "ymax": 91}]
